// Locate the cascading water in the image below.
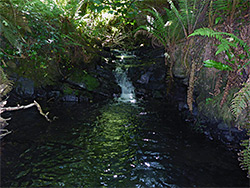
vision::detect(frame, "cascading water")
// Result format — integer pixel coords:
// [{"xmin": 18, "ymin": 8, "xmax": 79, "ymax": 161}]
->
[{"xmin": 114, "ymin": 55, "xmax": 136, "ymax": 103}]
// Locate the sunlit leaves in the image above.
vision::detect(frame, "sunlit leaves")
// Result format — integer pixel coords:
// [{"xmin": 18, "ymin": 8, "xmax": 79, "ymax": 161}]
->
[{"xmin": 203, "ymin": 59, "xmax": 233, "ymax": 71}]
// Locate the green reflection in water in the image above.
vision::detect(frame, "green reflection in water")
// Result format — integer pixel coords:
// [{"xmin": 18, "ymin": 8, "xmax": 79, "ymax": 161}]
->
[{"xmin": 11, "ymin": 101, "xmax": 142, "ymax": 187}]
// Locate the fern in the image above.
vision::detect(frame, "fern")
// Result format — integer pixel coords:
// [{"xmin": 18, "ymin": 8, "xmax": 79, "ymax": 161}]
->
[
  {"xmin": 0, "ymin": 67, "xmax": 13, "ymax": 98},
  {"xmin": 189, "ymin": 27, "xmax": 248, "ymax": 54},
  {"xmin": 0, "ymin": 0, "xmax": 30, "ymax": 49},
  {"xmin": 210, "ymin": 0, "xmax": 246, "ymax": 24},
  {"xmin": 135, "ymin": 7, "xmax": 181, "ymax": 48},
  {"xmin": 238, "ymin": 132, "xmax": 250, "ymax": 178},
  {"xmin": 167, "ymin": 0, "xmax": 208, "ymax": 37},
  {"xmin": 231, "ymin": 77, "xmax": 250, "ymax": 122},
  {"xmin": 203, "ymin": 59, "xmax": 233, "ymax": 71}
]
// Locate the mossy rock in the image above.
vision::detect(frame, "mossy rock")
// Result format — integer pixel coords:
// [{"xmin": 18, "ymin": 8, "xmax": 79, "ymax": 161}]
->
[
  {"xmin": 81, "ymin": 73, "xmax": 100, "ymax": 91},
  {"xmin": 63, "ymin": 85, "xmax": 76, "ymax": 95},
  {"xmin": 69, "ymin": 71, "xmax": 100, "ymax": 91}
]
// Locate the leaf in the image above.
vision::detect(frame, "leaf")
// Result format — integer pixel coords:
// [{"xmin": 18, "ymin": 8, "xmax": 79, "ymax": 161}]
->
[
  {"xmin": 203, "ymin": 59, "xmax": 233, "ymax": 71},
  {"xmin": 215, "ymin": 17, "xmax": 222, "ymax": 24}
]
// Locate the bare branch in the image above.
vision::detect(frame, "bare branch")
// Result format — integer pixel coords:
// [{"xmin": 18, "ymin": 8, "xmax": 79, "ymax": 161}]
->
[{"xmin": 0, "ymin": 103, "xmax": 35, "ymax": 113}]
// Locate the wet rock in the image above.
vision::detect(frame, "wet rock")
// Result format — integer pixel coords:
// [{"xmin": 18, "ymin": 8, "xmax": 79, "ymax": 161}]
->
[
  {"xmin": 137, "ymin": 72, "xmax": 152, "ymax": 84},
  {"xmin": 152, "ymin": 90, "xmax": 164, "ymax": 99},
  {"xmin": 135, "ymin": 88, "xmax": 148, "ymax": 98},
  {"xmin": 150, "ymin": 68, "xmax": 165, "ymax": 82},
  {"xmin": 224, "ymin": 133, "xmax": 234, "ymax": 142},
  {"xmin": 79, "ymin": 95, "xmax": 89, "ymax": 102},
  {"xmin": 15, "ymin": 77, "xmax": 35, "ymax": 98},
  {"xmin": 61, "ymin": 95, "xmax": 78, "ymax": 102},
  {"xmin": 35, "ymin": 88, "xmax": 47, "ymax": 98},
  {"xmin": 178, "ymin": 102, "xmax": 188, "ymax": 111},
  {"xmin": 173, "ymin": 66, "xmax": 186, "ymax": 79},
  {"xmin": 217, "ymin": 122, "xmax": 229, "ymax": 131},
  {"xmin": 231, "ymin": 127, "xmax": 242, "ymax": 133},
  {"xmin": 96, "ymin": 65, "xmax": 113, "ymax": 79},
  {"xmin": 47, "ymin": 90, "xmax": 61, "ymax": 99}
]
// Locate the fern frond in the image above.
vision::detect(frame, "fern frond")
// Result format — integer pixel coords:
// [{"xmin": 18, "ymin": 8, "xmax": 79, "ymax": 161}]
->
[
  {"xmin": 134, "ymin": 29, "xmax": 163, "ymax": 48},
  {"xmin": 231, "ymin": 77, "xmax": 250, "ymax": 121},
  {"xmin": 238, "ymin": 132, "xmax": 250, "ymax": 178},
  {"xmin": 167, "ymin": 0, "xmax": 188, "ymax": 37},
  {"xmin": 189, "ymin": 27, "xmax": 248, "ymax": 54},
  {"xmin": 0, "ymin": 67, "xmax": 13, "ymax": 98},
  {"xmin": 135, "ymin": 8, "xmax": 172, "ymax": 47}
]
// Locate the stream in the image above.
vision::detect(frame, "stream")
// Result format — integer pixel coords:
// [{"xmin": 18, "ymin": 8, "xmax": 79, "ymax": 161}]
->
[{"xmin": 1, "ymin": 53, "xmax": 249, "ymax": 187}]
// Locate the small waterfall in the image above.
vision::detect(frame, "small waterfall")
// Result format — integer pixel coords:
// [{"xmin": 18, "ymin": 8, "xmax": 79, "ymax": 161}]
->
[{"xmin": 114, "ymin": 56, "xmax": 136, "ymax": 103}]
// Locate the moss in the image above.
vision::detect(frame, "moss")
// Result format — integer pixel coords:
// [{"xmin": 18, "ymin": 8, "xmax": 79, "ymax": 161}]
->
[
  {"xmin": 63, "ymin": 85, "xmax": 75, "ymax": 95},
  {"xmin": 70, "ymin": 71, "xmax": 100, "ymax": 91},
  {"xmin": 82, "ymin": 73, "xmax": 100, "ymax": 91}
]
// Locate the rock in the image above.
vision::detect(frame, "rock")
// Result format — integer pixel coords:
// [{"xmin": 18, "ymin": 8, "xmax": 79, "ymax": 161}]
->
[
  {"xmin": 16, "ymin": 77, "xmax": 35, "ymax": 98},
  {"xmin": 79, "ymin": 95, "xmax": 89, "ymax": 102},
  {"xmin": 217, "ymin": 122, "xmax": 229, "ymax": 131},
  {"xmin": 178, "ymin": 102, "xmax": 188, "ymax": 111},
  {"xmin": 137, "ymin": 72, "xmax": 152, "ymax": 84},
  {"xmin": 48, "ymin": 91, "xmax": 60, "ymax": 99},
  {"xmin": 61, "ymin": 95, "xmax": 78, "ymax": 102},
  {"xmin": 150, "ymin": 68, "xmax": 165, "ymax": 82},
  {"xmin": 224, "ymin": 133, "xmax": 234, "ymax": 142},
  {"xmin": 152, "ymin": 91, "xmax": 164, "ymax": 99},
  {"xmin": 230, "ymin": 127, "xmax": 241, "ymax": 133}
]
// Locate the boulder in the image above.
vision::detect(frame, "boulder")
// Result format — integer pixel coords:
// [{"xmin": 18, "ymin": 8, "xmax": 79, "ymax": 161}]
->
[{"xmin": 15, "ymin": 77, "xmax": 35, "ymax": 98}]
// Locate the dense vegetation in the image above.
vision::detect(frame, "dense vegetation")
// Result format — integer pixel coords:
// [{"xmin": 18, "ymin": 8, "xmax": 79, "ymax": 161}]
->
[{"xmin": 1, "ymin": 0, "xmax": 250, "ymax": 178}]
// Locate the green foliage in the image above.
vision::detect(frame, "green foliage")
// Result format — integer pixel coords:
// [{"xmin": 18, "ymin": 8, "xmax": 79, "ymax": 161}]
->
[
  {"xmin": 190, "ymin": 27, "xmax": 250, "ymax": 179},
  {"xmin": 198, "ymin": 88, "xmax": 237, "ymax": 125},
  {"xmin": 238, "ymin": 132, "xmax": 250, "ymax": 178},
  {"xmin": 209, "ymin": 0, "xmax": 250, "ymax": 25},
  {"xmin": 203, "ymin": 59, "xmax": 233, "ymax": 71},
  {"xmin": 0, "ymin": 67, "xmax": 13, "ymax": 98},
  {"xmin": 189, "ymin": 27, "xmax": 248, "ymax": 53},
  {"xmin": 136, "ymin": 0, "xmax": 208, "ymax": 47},
  {"xmin": 82, "ymin": 74, "xmax": 99, "ymax": 91},
  {"xmin": 0, "ymin": 0, "xmax": 31, "ymax": 50},
  {"xmin": 189, "ymin": 27, "xmax": 249, "ymax": 70},
  {"xmin": 231, "ymin": 80, "xmax": 250, "ymax": 125},
  {"xmin": 135, "ymin": 7, "xmax": 181, "ymax": 48},
  {"xmin": 167, "ymin": 0, "xmax": 209, "ymax": 37},
  {"xmin": 63, "ymin": 85, "xmax": 75, "ymax": 95}
]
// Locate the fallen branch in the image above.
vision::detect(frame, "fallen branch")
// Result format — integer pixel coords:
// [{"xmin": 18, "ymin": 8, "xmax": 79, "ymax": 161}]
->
[
  {"xmin": 0, "ymin": 100, "xmax": 53, "ymax": 139},
  {"xmin": 0, "ymin": 129, "xmax": 12, "ymax": 137},
  {"xmin": 0, "ymin": 102, "xmax": 35, "ymax": 113},
  {"xmin": 34, "ymin": 100, "xmax": 52, "ymax": 122},
  {"xmin": 0, "ymin": 100, "xmax": 52, "ymax": 122}
]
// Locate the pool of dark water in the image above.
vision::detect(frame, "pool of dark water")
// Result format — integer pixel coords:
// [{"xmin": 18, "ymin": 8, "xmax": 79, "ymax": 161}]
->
[{"xmin": 1, "ymin": 99, "xmax": 249, "ymax": 187}]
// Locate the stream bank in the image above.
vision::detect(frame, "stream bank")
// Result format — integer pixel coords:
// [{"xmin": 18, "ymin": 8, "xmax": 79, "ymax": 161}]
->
[
  {"xmin": 129, "ymin": 47, "xmax": 247, "ymax": 150},
  {"xmin": 6, "ymin": 47, "xmax": 247, "ymax": 149},
  {"xmin": 1, "ymin": 57, "xmax": 249, "ymax": 186}
]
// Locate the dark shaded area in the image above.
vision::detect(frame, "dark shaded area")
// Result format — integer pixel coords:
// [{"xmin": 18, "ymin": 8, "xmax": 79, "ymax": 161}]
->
[{"xmin": 1, "ymin": 98, "xmax": 249, "ymax": 187}]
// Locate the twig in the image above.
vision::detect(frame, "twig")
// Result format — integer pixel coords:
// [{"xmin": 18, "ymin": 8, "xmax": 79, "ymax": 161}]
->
[
  {"xmin": 0, "ymin": 100, "xmax": 52, "ymax": 122},
  {"xmin": 33, "ymin": 100, "xmax": 52, "ymax": 122},
  {"xmin": 0, "ymin": 129, "xmax": 12, "ymax": 137},
  {"xmin": 0, "ymin": 103, "xmax": 35, "ymax": 113}
]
